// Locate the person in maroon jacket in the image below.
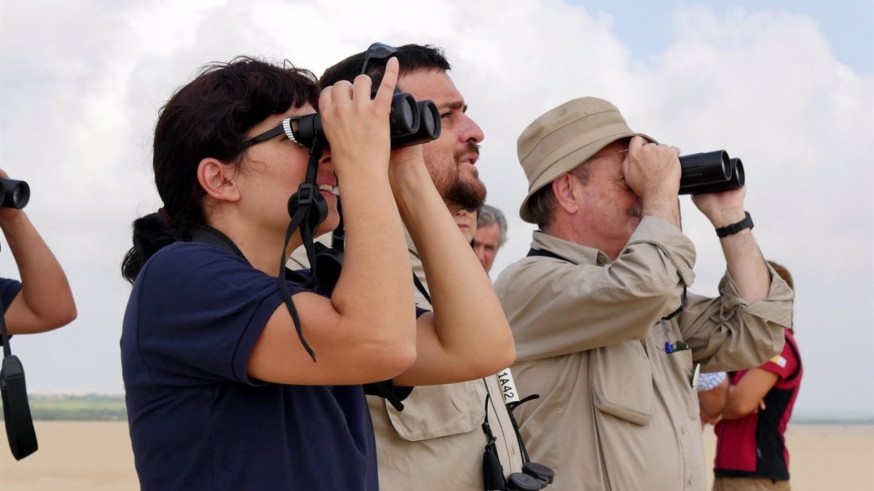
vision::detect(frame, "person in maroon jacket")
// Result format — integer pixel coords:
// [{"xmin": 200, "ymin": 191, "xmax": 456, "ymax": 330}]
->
[{"xmin": 709, "ymin": 260, "xmax": 802, "ymax": 491}]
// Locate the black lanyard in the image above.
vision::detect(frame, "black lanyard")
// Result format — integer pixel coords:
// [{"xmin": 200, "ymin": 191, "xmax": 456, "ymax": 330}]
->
[
  {"xmin": 0, "ymin": 285, "xmax": 39, "ymax": 460},
  {"xmin": 412, "ymin": 265, "xmax": 554, "ymax": 490}
]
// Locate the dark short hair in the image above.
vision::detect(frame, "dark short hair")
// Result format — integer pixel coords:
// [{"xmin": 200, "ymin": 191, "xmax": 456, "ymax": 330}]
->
[
  {"xmin": 121, "ymin": 56, "xmax": 319, "ymax": 283},
  {"xmin": 320, "ymin": 44, "xmax": 450, "ymax": 87}
]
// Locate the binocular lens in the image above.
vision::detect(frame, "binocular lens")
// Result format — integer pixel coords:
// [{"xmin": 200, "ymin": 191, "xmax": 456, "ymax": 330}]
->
[
  {"xmin": 730, "ymin": 158, "xmax": 745, "ymax": 187},
  {"xmin": 678, "ymin": 150, "xmax": 745, "ymax": 195},
  {"xmin": 290, "ymin": 91, "xmax": 441, "ymax": 151},
  {"xmin": 0, "ymin": 179, "xmax": 30, "ymax": 209},
  {"xmin": 389, "ymin": 101, "xmax": 442, "ymax": 149},
  {"xmin": 419, "ymin": 101, "xmax": 438, "ymax": 137},
  {"xmin": 388, "ymin": 92, "xmax": 419, "ymax": 137},
  {"xmin": 688, "ymin": 158, "xmax": 745, "ymax": 195}
]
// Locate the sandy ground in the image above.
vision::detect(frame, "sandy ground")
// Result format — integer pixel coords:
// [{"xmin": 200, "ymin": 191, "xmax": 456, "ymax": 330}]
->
[
  {"xmin": 0, "ymin": 421, "xmax": 137, "ymax": 491},
  {"xmin": 1, "ymin": 421, "xmax": 872, "ymax": 490}
]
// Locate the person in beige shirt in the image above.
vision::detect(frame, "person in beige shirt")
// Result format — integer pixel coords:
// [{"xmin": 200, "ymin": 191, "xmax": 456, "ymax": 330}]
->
[
  {"xmin": 321, "ymin": 44, "xmax": 530, "ymax": 491},
  {"xmin": 494, "ymin": 97, "xmax": 794, "ymax": 491}
]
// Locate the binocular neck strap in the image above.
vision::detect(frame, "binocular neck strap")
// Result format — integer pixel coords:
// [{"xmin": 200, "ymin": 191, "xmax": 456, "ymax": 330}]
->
[{"xmin": 276, "ymin": 138, "xmax": 326, "ymax": 363}]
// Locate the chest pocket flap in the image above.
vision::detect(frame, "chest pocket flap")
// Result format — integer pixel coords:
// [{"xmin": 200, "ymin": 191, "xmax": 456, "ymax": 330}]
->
[
  {"xmin": 386, "ymin": 380, "xmax": 485, "ymax": 441},
  {"xmin": 590, "ymin": 341, "xmax": 654, "ymax": 425}
]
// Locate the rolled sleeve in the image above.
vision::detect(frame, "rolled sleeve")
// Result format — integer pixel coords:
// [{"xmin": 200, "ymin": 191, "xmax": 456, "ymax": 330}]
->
[{"xmin": 682, "ymin": 265, "xmax": 794, "ymax": 372}]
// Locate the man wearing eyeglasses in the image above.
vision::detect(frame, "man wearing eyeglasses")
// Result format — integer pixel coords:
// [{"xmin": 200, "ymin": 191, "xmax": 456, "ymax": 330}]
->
[
  {"xmin": 320, "ymin": 44, "xmax": 527, "ymax": 491},
  {"xmin": 493, "ymin": 97, "xmax": 794, "ymax": 491}
]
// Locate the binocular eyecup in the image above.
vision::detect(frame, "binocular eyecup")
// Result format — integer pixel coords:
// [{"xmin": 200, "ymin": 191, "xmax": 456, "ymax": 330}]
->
[
  {"xmin": 506, "ymin": 461, "xmax": 556, "ymax": 490},
  {"xmin": 678, "ymin": 150, "xmax": 745, "ymax": 195},
  {"xmin": 0, "ymin": 179, "xmax": 30, "ymax": 209},
  {"xmin": 291, "ymin": 91, "xmax": 441, "ymax": 150}
]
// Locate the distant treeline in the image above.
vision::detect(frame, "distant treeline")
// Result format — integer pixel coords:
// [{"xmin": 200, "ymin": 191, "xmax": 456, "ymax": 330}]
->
[
  {"xmin": 3, "ymin": 394, "xmax": 872, "ymax": 425},
  {"xmin": 0, "ymin": 394, "xmax": 127, "ymax": 421}
]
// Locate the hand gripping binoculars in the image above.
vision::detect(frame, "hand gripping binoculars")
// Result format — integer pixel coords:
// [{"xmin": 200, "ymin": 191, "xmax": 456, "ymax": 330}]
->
[
  {"xmin": 678, "ymin": 150, "xmax": 744, "ymax": 195},
  {"xmin": 290, "ymin": 90, "xmax": 440, "ymax": 150},
  {"xmin": 290, "ymin": 41, "xmax": 442, "ymax": 151},
  {"xmin": 0, "ymin": 179, "xmax": 30, "ymax": 209}
]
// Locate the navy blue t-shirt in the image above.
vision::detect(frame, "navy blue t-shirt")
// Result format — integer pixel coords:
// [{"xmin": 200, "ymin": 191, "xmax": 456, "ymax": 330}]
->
[
  {"xmin": 0, "ymin": 277, "xmax": 22, "ymax": 311},
  {"xmin": 121, "ymin": 242, "xmax": 378, "ymax": 490},
  {"xmin": 0, "ymin": 277, "xmax": 22, "ymax": 345}
]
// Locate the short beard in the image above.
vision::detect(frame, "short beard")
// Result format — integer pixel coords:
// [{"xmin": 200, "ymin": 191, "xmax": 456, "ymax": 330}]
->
[
  {"xmin": 442, "ymin": 142, "xmax": 486, "ymax": 209},
  {"xmin": 444, "ymin": 178, "xmax": 486, "ymax": 211}
]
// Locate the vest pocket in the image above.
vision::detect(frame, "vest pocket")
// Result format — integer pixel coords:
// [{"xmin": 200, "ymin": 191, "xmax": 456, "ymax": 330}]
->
[
  {"xmin": 385, "ymin": 381, "xmax": 485, "ymax": 441},
  {"xmin": 590, "ymin": 342, "xmax": 654, "ymax": 425}
]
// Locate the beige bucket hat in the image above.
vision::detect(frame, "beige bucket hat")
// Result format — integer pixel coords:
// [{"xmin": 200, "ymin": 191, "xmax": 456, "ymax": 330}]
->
[{"xmin": 516, "ymin": 97, "xmax": 655, "ymax": 223}]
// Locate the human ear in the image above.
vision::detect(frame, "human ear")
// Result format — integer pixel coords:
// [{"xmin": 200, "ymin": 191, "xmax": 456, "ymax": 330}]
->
[
  {"xmin": 552, "ymin": 174, "xmax": 579, "ymax": 214},
  {"xmin": 197, "ymin": 158, "xmax": 241, "ymax": 203}
]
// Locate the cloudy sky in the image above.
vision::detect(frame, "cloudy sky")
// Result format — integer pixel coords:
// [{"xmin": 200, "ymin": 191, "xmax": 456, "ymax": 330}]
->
[{"xmin": 0, "ymin": 0, "xmax": 871, "ymax": 421}]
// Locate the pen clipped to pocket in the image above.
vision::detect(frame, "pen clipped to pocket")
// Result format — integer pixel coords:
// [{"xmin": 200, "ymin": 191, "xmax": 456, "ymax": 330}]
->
[{"xmin": 664, "ymin": 340, "xmax": 689, "ymax": 354}]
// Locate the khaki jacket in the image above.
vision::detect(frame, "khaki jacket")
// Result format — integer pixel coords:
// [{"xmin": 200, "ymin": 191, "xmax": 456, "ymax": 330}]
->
[
  {"xmin": 368, "ymin": 235, "xmax": 523, "ymax": 490},
  {"xmin": 494, "ymin": 217, "xmax": 793, "ymax": 491}
]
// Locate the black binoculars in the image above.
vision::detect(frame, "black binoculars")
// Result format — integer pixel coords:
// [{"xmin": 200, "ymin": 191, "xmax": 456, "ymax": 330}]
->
[
  {"xmin": 0, "ymin": 179, "xmax": 29, "ymax": 209},
  {"xmin": 506, "ymin": 462, "xmax": 555, "ymax": 490},
  {"xmin": 291, "ymin": 91, "xmax": 441, "ymax": 150},
  {"xmin": 678, "ymin": 150, "xmax": 745, "ymax": 195}
]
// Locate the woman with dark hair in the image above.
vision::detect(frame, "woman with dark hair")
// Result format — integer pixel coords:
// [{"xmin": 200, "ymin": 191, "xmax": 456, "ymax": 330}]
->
[{"xmin": 120, "ymin": 56, "xmax": 514, "ymax": 490}]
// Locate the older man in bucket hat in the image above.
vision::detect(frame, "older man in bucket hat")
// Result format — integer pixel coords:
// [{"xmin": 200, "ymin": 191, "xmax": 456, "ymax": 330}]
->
[{"xmin": 493, "ymin": 97, "xmax": 794, "ymax": 491}]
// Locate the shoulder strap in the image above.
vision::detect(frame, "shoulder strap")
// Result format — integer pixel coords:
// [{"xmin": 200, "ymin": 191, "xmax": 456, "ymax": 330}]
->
[
  {"xmin": 412, "ymin": 273, "xmax": 431, "ymax": 305},
  {"xmin": 0, "ymin": 297, "xmax": 39, "ymax": 459},
  {"xmin": 190, "ymin": 225, "xmax": 318, "ymax": 361},
  {"xmin": 190, "ymin": 226, "xmax": 249, "ymax": 264}
]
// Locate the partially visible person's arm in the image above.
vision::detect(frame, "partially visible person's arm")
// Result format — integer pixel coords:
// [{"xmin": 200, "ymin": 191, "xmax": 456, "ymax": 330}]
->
[
  {"xmin": 680, "ymin": 187, "xmax": 792, "ymax": 372},
  {"xmin": 698, "ymin": 373, "xmax": 729, "ymax": 425},
  {"xmin": 0, "ymin": 173, "xmax": 77, "ymax": 333},
  {"xmin": 719, "ymin": 368, "xmax": 779, "ymax": 420}
]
